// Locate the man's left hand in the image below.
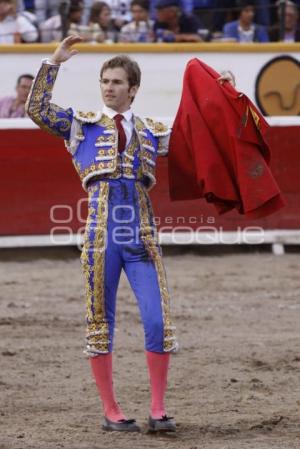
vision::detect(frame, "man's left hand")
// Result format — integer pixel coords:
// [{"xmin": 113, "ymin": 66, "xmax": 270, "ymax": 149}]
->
[{"xmin": 218, "ymin": 70, "xmax": 236, "ymax": 87}]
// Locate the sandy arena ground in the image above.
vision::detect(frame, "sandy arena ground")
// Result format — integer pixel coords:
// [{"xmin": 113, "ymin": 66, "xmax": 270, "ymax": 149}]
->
[{"xmin": 1, "ymin": 247, "xmax": 300, "ymax": 449}]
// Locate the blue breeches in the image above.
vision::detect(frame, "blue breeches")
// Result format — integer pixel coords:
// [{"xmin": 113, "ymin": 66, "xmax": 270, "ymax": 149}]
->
[{"xmin": 80, "ymin": 178, "xmax": 177, "ymax": 356}]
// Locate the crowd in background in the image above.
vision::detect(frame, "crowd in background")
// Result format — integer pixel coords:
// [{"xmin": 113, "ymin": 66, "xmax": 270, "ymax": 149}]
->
[{"xmin": 0, "ymin": 0, "xmax": 299, "ymax": 43}]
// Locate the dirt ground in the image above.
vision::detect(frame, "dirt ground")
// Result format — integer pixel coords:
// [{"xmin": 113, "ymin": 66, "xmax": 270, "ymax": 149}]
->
[{"xmin": 1, "ymin": 247, "xmax": 300, "ymax": 449}]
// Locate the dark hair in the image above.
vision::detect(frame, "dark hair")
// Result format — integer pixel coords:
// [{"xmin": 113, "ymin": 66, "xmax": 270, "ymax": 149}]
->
[
  {"xmin": 69, "ymin": 0, "xmax": 84, "ymax": 14},
  {"xmin": 89, "ymin": 1, "xmax": 110, "ymax": 23},
  {"xmin": 236, "ymin": 0, "xmax": 256, "ymax": 10},
  {"xmin": 280, "ymin": 0, "xmax": 299, "ymax": 15},
  {"xmin": 17, "ymin": 74, "xmax": 34, "ymax": 85},
  {"xmin": 100, "ymin": 55, "xmax": 141, "ymax": 88},
  {"xmin": 130, "ymin": 0, "xmax": 150, "ymax": 11}
]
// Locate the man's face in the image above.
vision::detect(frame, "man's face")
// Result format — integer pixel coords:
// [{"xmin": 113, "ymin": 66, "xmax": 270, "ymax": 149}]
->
[
  {"xmin": 285, "ymin": 5, "xmax": 298, "ymax": 31},
  {"xmin": 100, "ymin": 67, "xmax": 138, "ymax": 112},
  {"xmin": 16, "ymin": 77, "xmax": 33, "ymax": 103},
  {"xmin": 240, "ymin": 6, "xmax": 255, "ymax": 25},
  {"xmin": 70, "ymin": 8, "xmax": 83, "ymax": 24},
  {"xmin": 131, "ymin": 4, "xmax": 148, "ymax": 22},
  {"xmin": 99, "ymin": 6, "xmax": 111, "ymax": 27},
  {"xmin": 0, "ymin": 0, "xmax": 12, "ymax": 16},
  {"xmin": 156, "ymin": 6, "xmax": 177, "ymax": 24}
]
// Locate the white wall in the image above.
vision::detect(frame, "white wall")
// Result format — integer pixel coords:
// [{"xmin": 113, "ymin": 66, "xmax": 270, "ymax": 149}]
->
[{"xmin": 1, "ymin": 46, "xmax": 299, "ymax": 117}]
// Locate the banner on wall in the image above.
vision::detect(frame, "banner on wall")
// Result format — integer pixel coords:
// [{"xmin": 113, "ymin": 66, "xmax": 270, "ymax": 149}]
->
[{"xmin": 255, "ymin": 55, "xmax": 300, "ymax": 116}]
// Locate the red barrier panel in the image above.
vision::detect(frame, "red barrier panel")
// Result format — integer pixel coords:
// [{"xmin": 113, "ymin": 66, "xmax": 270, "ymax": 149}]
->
[{"xmin": 0, "ymin": 126, "xmax": 299, "ymax": 236}]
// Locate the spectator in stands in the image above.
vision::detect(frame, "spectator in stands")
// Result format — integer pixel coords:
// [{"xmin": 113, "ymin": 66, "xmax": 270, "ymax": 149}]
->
[
  {"xmin": 39, "ymin": 0, "xmax": 83, "ymax": 42},
  {"xmin": 0, "ymin": 73, "xmax": 33, "ymax": 117},
  {"xmin": 211, "ymin": 0, "xmax": 235, "ymax": 34},
  {"xmin": 34, "ymin": 0, "xmax": 59, "ymax": 24},
  {"xmin": 16, "ymin": 0, "xmax": 39, "ymax": 22},
  {"xmin": 16, "ymin": 0, "xmax": 59, "ymax": 24},
  {"xmin": 192, "ymin": 0, "xmax": 215, "ymax": 30},
  {"xmin": 154, "ymin": 0, "xmax": 202, "ymax": 42},
  {"xmin": 150, "ymin": 0, "xmax": 197, "ymax": 19},
  {"xmin": 16, "ymin": 0, "xmax": 34, "ymax": 14},
  {"xmin": 255, "ymin": 0, "xmax": 271, "ymax": 26},
  {"xmin": 71, "ymin": 1, "xmax": 117, "ymax": 42},
  {"xmin": 0, "ymin": 0, "xmax": 38, "ymax": 42},
  {"xmin": 222, "ymin": 0, "xmax": 269, "ymax": 42},
  {"xmin": 105, "ymin": 0, "xmax": 132, "ymax": 29},
  {"xmin": 87, "ymin": 1, "xmax": 116, "ymax": 41},
  {"xmin": 269, "ymin": 0, "xmax": 300, "ymax": 41},
  {"xmin": 119, "ymin": 0, "xmax": 154, "ymax": 41}
]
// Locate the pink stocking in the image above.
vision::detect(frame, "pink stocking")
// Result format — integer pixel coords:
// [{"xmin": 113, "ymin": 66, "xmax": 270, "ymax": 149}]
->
[
  {"xmin": 90, "ymin": 354, "xmax": 126, "ymax": 422},
  {"xmin": 146, "ymin": 351, "xmax": 170, "ymax": 419}
]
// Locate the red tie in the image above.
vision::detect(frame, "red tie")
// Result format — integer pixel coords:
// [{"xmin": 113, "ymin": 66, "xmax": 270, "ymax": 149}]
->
[{"xmin": 114, "ymin": 114, "xmax": 126, "ymax": 153}]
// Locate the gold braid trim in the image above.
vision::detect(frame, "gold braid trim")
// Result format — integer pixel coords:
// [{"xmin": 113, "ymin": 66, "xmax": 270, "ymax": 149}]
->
[
  {"xmin": 26, "ymin": 63, "xmax": 72, "ymax": 137},
  {"xmin": 144, "ymin": 117, "xmax": 170, "ymax": 137},
  {"xmin": 81, "ymin": 182, "xmax": 110, "ymax": 355},
  {"xmin": 136, "ymin": 183, "xmax": 177, "ymax": 352}
]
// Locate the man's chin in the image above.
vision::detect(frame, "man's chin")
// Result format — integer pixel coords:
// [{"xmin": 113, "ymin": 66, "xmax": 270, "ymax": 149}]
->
[{"xmin": 104, "ymin": 100, "xmax": 117, "ymax": 109}]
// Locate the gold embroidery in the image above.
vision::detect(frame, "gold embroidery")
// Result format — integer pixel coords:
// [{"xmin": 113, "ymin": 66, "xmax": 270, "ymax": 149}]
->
[
  {"xmin": 145, "ymin": 117, "xmax": 169, "ymax": 135},
  {"xmin": 158, "ymin": 136, "xmax": 169, "ymax": 155},
  {"xmin": 121, "ymin": 132, "xmax": 139, "ymax": 180},
  {"xmin": 73, "ymin": 117, "xmax": 158, "ymax": 189},
  {"xmin": 76, "ymin": 111, "xmax": 97, "ymax": 120},
  {"xmin": 81, "ymin": 189, "xmax": 94, "ymax": 327},
  {"xmin": 98, "ymin": 114, "xmax": 115, "ymax": 129},
  {"xmin": 79, "ymin": 160, "xmax": 116, "ymax": 179},
  {"xmin": 75, "ymin": 131, "xmax": 84, "ymax": 141},
  {"xmin": 141, "ymin": 139, "xmax": 155, "ymax": 151},
  {"xmin": 26, "ymin": 63, "xmax": 72, "ymax": 137},
  {"xmin": 136, "ymin": 183, "xmax": 177, "ymax": 352},
  {"xmin": 87, "ymin": 184, "xmax": 98, "ymax": 196},
  {"xmin": 96, "ymin": 147, "xmax": 117, "ymax": 160},
  {"xmin": 135, "ymin": 118, "xmax": 158, "ymax": 189},
  {"xmin": 82, "ymin": 182, "xmax": 110, "ymax": 354},
  {"xmin": 80, "ymin": 237, "xmax": 93, "ymax": 325},
  {"xmin": 134, "ymin": 116, "xmax": 145, "ymax": 134},
  {"xmin": 100, "ymin": 155, "xmax": 122, "ymax": 180},
  {"xmin": 73, "ymin": 159, "xmax": 81, "ymax": 172},
  {"xmin": 96, "ymin": 134, "xmax": 116, "ymax": 143}
]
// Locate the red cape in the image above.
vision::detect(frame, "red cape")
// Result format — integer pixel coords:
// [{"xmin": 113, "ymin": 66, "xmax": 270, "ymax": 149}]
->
[{"xmin": 168, "ymin": 58, "xmax": 285, "ymax": 219}]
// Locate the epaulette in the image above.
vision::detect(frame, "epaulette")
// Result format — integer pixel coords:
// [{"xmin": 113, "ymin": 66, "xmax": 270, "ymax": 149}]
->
[
  {"xmin": 74, "ymin": 110, "xmax": 102, "ymax": 123},
  {"xmin": 144, "ymin": 117, "xmax": 170, "ymax": 137}
]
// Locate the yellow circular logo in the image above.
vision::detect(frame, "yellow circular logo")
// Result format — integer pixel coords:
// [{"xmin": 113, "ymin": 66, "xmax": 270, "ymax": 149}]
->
[{"xmin": 255, "ymin": 55, "xmax": 300, "ymax": 116}]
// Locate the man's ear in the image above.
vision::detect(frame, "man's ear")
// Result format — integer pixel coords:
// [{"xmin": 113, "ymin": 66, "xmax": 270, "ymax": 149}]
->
[{"xmin": 129, "ymin": 85, "xmax": 139, "ymax": 100}]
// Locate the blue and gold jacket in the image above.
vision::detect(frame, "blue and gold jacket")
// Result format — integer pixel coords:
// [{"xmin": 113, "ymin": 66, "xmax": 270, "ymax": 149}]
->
[{"xmin": 26, "ymin": 62, "xmax": 170, "ymax": 191}]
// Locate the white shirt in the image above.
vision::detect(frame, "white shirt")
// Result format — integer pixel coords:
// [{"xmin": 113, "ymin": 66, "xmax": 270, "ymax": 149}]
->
[
  {"xmin": 39, "ymin": 14, "xmax": 62, "ymax": 43},
  {"xmin": 0, "ymin": 14, "xmax": 38, "ymax": 43},
  {"xmin": 238, "ymin": 24, "xmax": 255, "ymax": 43},
  {"xmin": 102, "ymin": 105, "xmax": 133, "ymax": 146}
]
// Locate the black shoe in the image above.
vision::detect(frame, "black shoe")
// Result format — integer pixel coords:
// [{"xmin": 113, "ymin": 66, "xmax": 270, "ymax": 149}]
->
[
  {"xmin": 148, "ymin": 415, "xmax": 176, "ymax": 432},
  {"xmin": 102, "ymin": 417, "xmax": 140, "ymax": 432}
]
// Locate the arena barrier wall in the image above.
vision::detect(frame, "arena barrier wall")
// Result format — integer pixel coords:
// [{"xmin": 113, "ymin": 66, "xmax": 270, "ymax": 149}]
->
[{"xmin": 0, "ymin": 117, "xmax": 299, "ymax": 249}]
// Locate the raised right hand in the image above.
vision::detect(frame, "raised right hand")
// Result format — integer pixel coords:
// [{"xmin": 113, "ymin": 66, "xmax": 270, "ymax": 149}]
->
[{"xmin": 50, "ymin": 35, "xmax": 83, "ymax": 65}]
